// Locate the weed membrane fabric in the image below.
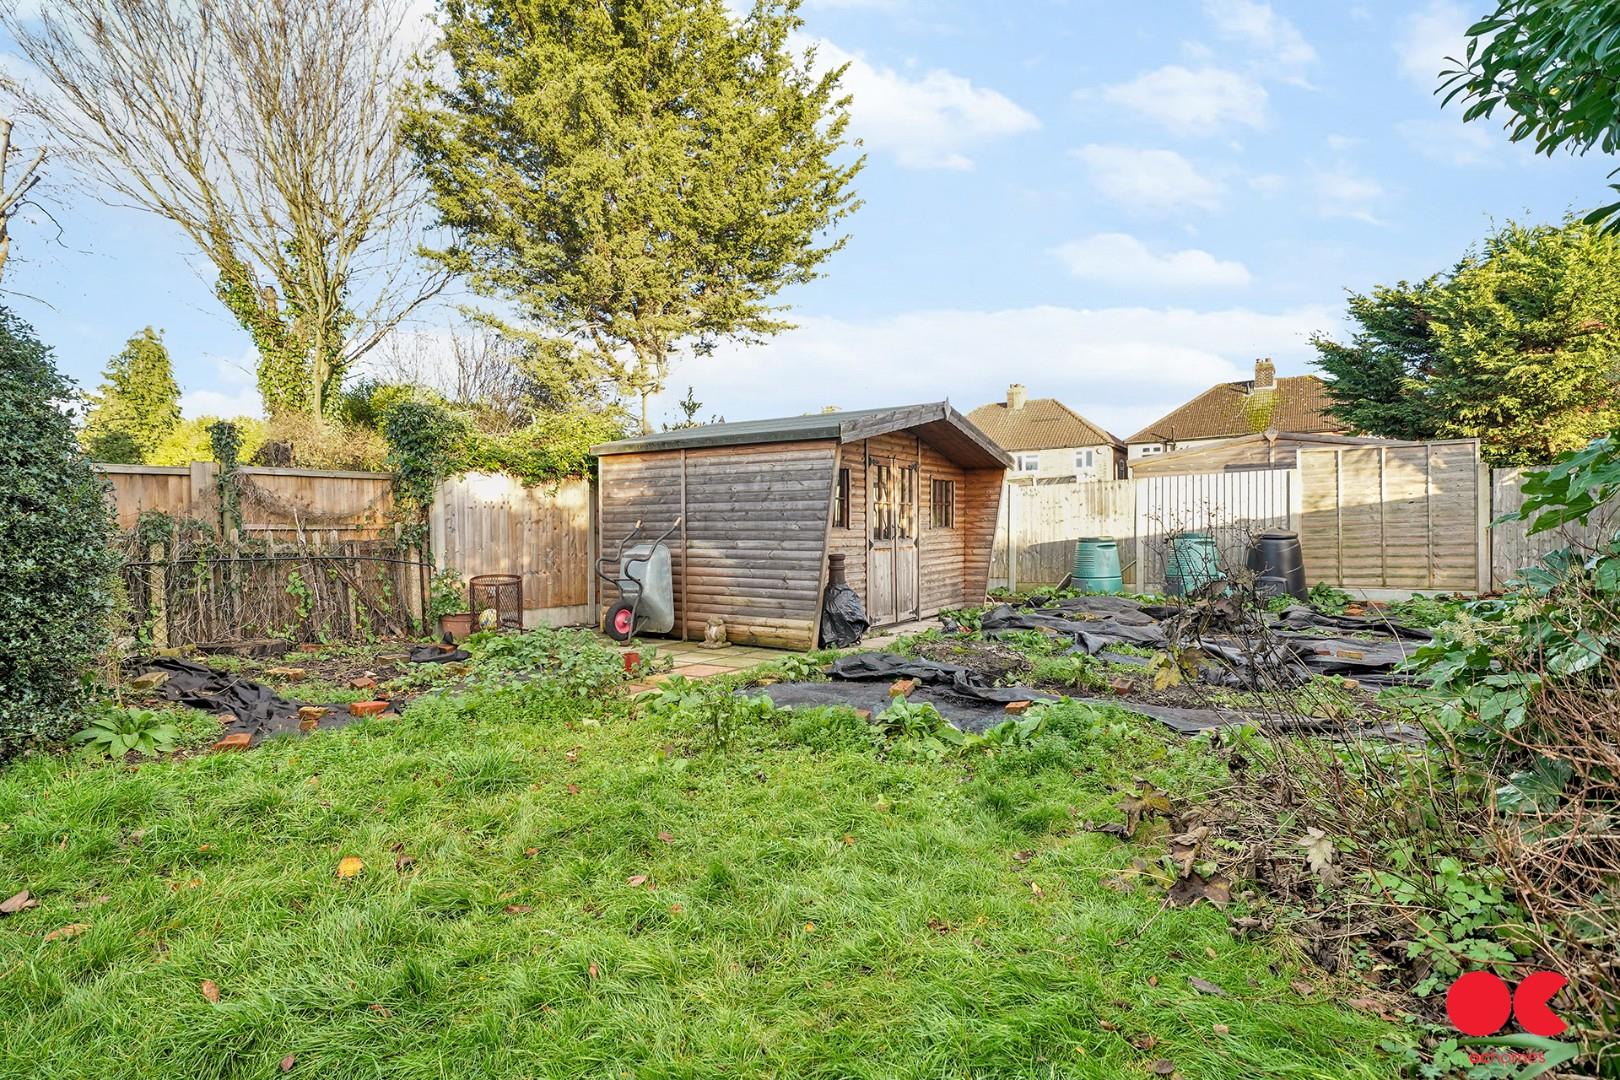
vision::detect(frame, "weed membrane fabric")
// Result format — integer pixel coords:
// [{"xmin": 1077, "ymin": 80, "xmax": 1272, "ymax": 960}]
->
[
  {"xmin": 760, "ymin": 653, "xmax": 1055, "ymax": 735},
  {"xmin": 975, "ymin": 595, "xmax": 1431, "ymax": 688},
  {"xmin": 132, "ymin": 657, "xmax": 400, "ymax": 745}
]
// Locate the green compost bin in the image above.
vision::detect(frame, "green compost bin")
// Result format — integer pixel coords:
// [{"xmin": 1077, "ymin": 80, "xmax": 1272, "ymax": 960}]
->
[
  {"xmin": 1071, "ymin": 536, "xmax": 1123, "ymax": 594},
  {"xmin": 1165, "ymin": 532, "xmax": 1222, "ymax": 597}
]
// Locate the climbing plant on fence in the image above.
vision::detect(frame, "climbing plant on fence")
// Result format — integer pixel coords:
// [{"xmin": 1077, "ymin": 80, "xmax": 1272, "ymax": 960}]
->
[{"xmin": 383, "ymin": 399, "xmax": 466, "ymax": 547}]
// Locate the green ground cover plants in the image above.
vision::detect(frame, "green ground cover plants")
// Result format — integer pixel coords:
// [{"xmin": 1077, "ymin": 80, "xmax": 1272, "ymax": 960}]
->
[{"xmin": 0, "ymin": 631, "xmax": 1405, "ymax": 1079}]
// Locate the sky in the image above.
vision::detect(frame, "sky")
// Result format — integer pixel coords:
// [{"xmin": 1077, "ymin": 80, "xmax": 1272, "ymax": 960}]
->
[{"xmin": 3, "ymin": 0, "xmax": 1616, "ymax": 440}]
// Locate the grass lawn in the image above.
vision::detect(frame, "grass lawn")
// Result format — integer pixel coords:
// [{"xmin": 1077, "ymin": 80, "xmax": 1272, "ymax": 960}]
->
[{"xmin": 0, "ymin": 657, "xmax": 1404, "ymax": 1078}]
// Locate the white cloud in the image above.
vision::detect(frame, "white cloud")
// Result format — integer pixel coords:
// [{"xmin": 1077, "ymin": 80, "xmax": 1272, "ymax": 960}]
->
[
  {"xmin": 1396, "ymin": 1, "xmax": 1472, "ymax": 89},
  {"xmin": 1249, "ymin": 173, "xmax": 1286, "ymax": 194},
  {"xmin": 643, "ymin": 304, "xmax": 1335, "ymax": 437},
  {"xmin": 1051, "ymin": 233, "xmax": 1251, "ymax": 289},
  {"xmin": 1397, "ymin": 117, "xmax": 1498, "ymax": 166},
  {"xmin": 1314, "ymin": 165, "xmax": 1386, "ymax": 224},
  {"xmin": 812, "ymin": 40, "xmax": 1039, "ymax": 170},
  {"xmin": 181, "ymin": 352, "xmax": 262, "ymax": 420},
  {"xmin": 1100, "ymin": 65, "xmax": 1267, "ymax": 136},
  {"xmin": 1072, "ymin": 145, "xmax": 1224, "ymax": 214},
  {"xmin": 1202, "ymin": 0, "xmax": 1317, "ymax": 80}
]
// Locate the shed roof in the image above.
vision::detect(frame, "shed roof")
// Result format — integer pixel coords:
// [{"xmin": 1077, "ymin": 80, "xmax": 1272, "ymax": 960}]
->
[
  {"xmin": 592, "ymin": 402, "xmax": 1012, "ymax": 469},
  {"xmin": 966, "ymin": 396, "xmax": 1122, "ymax": 452}
]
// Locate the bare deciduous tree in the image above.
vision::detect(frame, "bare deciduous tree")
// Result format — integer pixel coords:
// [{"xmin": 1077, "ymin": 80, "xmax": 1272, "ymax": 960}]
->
[
  {"xmin": 0, "ymin": 115, "xmax": 46, "ymax": 284},
  {"xmin": 2, "ymin": 0, "xmax": 446, "ymax": 416}
]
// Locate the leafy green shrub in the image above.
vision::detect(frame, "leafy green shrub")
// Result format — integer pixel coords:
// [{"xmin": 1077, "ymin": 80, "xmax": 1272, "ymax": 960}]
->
[
  {"xmin": 0, "ymin": 308, "xmax": 119, "ymax": 758},
  {"xmin": 1028, "ymin": 653, "xmax": 1109, "ymax": 692},
  {"xmin": 467, "ymin": 627, "xmax": 628, "ymax": 697},
  {"xmin": 71, "ymin": 705, "xmax": 180, "ymax": 759},
  {"xmin": 1307, "ymin": 581, "xmax": 1352, "ymax": 615}
]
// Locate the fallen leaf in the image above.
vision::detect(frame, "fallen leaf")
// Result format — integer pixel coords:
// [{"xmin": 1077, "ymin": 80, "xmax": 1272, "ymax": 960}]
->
[
  {"xmin": 565, "ymin": 749, "xmax": 579, "ymax": 763},
  {"xmin": 842, "ymin": 835, "xmax": 855, "ymax": 846},
  {"xmin": 368, "ymin": 1003, "xmax": 392, "ymax": 1017},
  {"xmin": 1013, "ymin": 850, "xmax": 1034, "ymax": 864},
  {"xmin": 587, "ymin": 962, "xmax": 599, "ymax": 980},
  {"xmin": 1204, "ymin": 947, "xmax": 1217, "ymax": 961},
  {"xmin": 503, "ymin": 904, "xmax": 532, "ymax": 915},
  {"xmin": 394, "ymin": 853, "xmax": 415, "ymax": 872},
  {"xmin": 1097, "ymin": 1019, "xmax": 1118, "ymax": 1032},
  {"xmin": 668, "ymin": 903, "xmax": 683, "ymax": 913},
  {"xmin": 524, "ymin": 847, "xmax": 540, "ymax": 858},
  {"xmin": 1166, "ymin": 873, "xmax": 1231, "ymax": 909},
  {"xmin": 803, "ymin": 921, "xmax": 816, "ymax": 933},
  {"xmin": 1131, "ymin": 1034, "xmax": 1157, "ymax": 1051},
  {"xmin": 280, "ymin": 1054, "xmax": 296, "ymax": 1072},
  {"xmin": 0, "ymin": 891, "xmax": 37, "ymax": 916},
  {"xmin": 657, "ymin": 831, "xmax": 675, "ymax": 844},
  {"xmin": 565, "ymin": 784, "xmax": 580, "ymax": 796},
  {"xmin": 43, "ymin": 923, "xmax": 87, "ymax": 942},
  {"xmin": 626, "ymin": 875, "xmax": 648, "ymax": 888},
  {"xmin": 1212, "ymin": 1023, "xmax": 1230, "ymax": 1036},
  {"xmin": 1146, "ymin": 975, "xmax": 1159, "ymax": 987},
  {"xmin": 1188, "ymin": 976, "xmax": 1228, "ymax": 997},
  {"xmin": 1298, "ymin": 828, "xmax": 1335, "ymax": 876},
  {"xmin": 1150, "ymin": 1061, "xmax": 1175, "ymax": 1076},
  {"xmin": 1289, "ymin": 979, "xmax": 1314, "ymax": 997},
  {"xmin": 201, "ymin": 979, "xmax": 221, "ymax": 1003},
  {"xmin": 337, "ymin": 856, "xmax": 364, "ymax": 879}
]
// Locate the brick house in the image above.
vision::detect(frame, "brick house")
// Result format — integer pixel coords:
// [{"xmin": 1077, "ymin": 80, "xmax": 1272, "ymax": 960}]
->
[
  {"xmin": 968, "ymin": 385, "xmax": 1125, "ymax": 483},
  {"xmin": 1124, "ymin": 359, "xmax": 1349, "ymax": 465}
]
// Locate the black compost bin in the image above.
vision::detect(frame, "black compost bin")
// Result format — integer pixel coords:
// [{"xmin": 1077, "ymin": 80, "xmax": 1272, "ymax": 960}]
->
[{"xmin": 1246, "ymin": 529, "xmax": 1307, "ymax": 600}]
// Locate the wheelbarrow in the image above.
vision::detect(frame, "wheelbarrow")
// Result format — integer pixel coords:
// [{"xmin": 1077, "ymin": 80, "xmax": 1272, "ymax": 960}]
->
[{"xmin": 597, "ymin": 517, "xmax": 681, "ymax": 641}]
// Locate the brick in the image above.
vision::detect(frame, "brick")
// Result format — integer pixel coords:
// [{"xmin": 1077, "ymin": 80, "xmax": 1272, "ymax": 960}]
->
[
  {"xmin": 889, "ymin": 678, "xmax": 919, "ymax": 697},
  {"xmin": 298, "ymin": 706, "xmax": 328, "ymax": 733},
  {"xmin": 129, "ymin": 670, "xmax": 169, "ymax": 691},
  {"xmin": 1004, "ymin": 700, "xmax": 1035, "ymax": 714},
  {"xmin": 265, "ymin": 667, "xmax": 306, "ymax": 681},
  {"xmin": 348, "ymin": 675, "xmax": 378, "ymax": 690},
  {"xmin": 854, "ymin": 709, "xmax": 873, "ymax": 721},
  {"xmin": 348, "ymin": 700, "xmax": 389, "ymax": 718},
  {"xmin": 298, "ymin": 643, "xmax": 322, "ymax": 653},
  {"xmin": 212, "ymin": 732, "xmax": 252, "ymax": 752}
]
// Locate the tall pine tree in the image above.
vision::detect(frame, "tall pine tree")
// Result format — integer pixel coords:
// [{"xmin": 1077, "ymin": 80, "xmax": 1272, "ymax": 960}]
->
[
  {"xmin": 81, "ymin": 327, "xmax": 182, "ymax": 463},
  {"xmin": 1313, "ymin": 217, "xmax": 1620, "ymax": 466},
  {"xmin": 403, "ymin": 0, "xmax": 863, "ymax": 431}
]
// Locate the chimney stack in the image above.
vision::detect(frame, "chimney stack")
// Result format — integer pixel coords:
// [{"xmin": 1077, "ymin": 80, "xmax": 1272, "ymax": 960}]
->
[
  {"xmin": 1253, "ymin": 358, "xmax": 1275, "ymax": 391},
  {"xmin": 1007, "ymin": 383, "xmax": 1027, "ymax": 411}
]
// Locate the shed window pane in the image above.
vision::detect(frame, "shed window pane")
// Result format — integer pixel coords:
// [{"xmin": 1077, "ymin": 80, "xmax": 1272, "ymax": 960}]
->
[
  {"xmin": 833, "ymin": 468, "xmax": 850, "ymax": 528},
  {"xmin": 930, "ymin": 479, "xmax": 955, "ymax": 528}
]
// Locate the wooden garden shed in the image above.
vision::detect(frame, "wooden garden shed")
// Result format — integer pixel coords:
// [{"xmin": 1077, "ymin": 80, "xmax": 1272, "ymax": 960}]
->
[{"xmin": 592, "ymin": 402, "xmax": 1010, "ymax": 649}]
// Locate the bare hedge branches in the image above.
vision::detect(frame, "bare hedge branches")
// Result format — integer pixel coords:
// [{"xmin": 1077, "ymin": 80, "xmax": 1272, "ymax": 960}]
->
[{"xmin": 1, "ymin": 0, "xmax": 447, "ymax": 415}]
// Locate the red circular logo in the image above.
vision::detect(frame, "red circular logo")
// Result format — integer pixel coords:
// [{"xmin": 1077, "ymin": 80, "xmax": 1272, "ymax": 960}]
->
[{"xmin": 1446, "ymin": 971, "xmax": 1512, "ymax": 1037}]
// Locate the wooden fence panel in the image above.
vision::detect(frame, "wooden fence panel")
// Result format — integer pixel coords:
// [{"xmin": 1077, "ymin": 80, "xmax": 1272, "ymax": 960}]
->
[
  {"xmin": 431, "ymin": 473, "xmax": 595, "ymax": 627},
  {"xmin": 1297, "ymin": 440, "xmax": 1483, "ymax": 592},
  {"xmin": 1490, "ymin": 466, "xmax": 1620, "ymax": 588},
  {"xmin": 95, "ymin": 462, "xmax": 395, "ymax": 539},
  {"xmin": 990, "ymin": 479, "xmax": 1135, "ymax": 589}
]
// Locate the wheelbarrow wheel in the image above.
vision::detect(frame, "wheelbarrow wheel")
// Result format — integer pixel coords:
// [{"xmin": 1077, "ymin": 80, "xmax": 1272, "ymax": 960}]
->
[{"xmin": 604, "ymin": 601, "xmax": 637, "ymax": 642}]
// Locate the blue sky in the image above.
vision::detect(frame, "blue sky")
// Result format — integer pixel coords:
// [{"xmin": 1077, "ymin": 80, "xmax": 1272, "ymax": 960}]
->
[{"xmin": 4, "ymin": 0, "xmax": 1616, "ymax": 439}]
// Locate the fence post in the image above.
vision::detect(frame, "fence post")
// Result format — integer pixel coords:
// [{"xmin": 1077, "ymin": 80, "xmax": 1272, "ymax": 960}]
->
[
  {"xmin": 146, "ymin": 542, "xmax": 168, "ymax": 649},
  {"xmin": 1476, "ymin": 457, "xmax": 1493, "ymax": 594},
  {"xmin": 1005, "ymin": 481, "xmax": 1017, "ymax": 594}
]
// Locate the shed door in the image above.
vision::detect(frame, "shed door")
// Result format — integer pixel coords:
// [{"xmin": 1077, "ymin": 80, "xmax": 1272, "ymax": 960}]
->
[{"xmin": 867, "ymin": 455, "xmax": 920, "ymax": 626}]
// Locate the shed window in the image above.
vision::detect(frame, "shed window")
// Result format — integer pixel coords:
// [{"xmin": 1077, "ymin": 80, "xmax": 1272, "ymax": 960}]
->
[
  {"xmin": 833, "ymin": 468, "xmax": 851, "ymax": 528},
  {"xmin": 930, "ymin": 479, "xmax": 955, "ymax": 528},
  {"xmin": 1015, "ymin": 452, "xmax": 1040, "ymax": 473}
]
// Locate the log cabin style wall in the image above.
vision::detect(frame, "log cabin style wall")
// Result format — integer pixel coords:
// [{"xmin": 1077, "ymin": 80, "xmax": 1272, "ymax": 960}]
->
[{"xmin": 594, "ymin": 403, "xmax": 1010, "ymax": 651}]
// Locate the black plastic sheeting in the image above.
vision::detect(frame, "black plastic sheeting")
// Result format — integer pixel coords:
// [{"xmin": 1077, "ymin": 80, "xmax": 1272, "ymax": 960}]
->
[
  {"xmin": 133, "ymin": 656, "xmax": 402, "ymax": 746},
  {"xmin": 975, "ymin": 595, "xmax": 1431, "ymax": 689},
  {"xmin": 819, "ymin": 583, "xmax": 871, "ymax": 649},
  {"xmin": 760, "ymin": 651, "xmax": 1421, "ymax": 741}
]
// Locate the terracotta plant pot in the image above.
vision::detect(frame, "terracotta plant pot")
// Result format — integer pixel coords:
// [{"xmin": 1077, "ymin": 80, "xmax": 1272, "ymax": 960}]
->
[{"xmin": 438, "ymin": 612, "xmax": 475, "ymax": 641}]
